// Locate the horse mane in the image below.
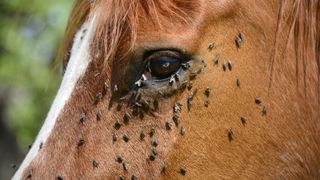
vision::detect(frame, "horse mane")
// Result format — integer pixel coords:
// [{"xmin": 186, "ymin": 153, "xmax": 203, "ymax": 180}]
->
[
  {"xmin": 270, "ymin": 0, "xmax": 320, "ymax": 98},
  {"xmin": 55, "ymin": 0, "xmax": 91, "ymax": 70},
  {"xmin": 56, "ymin": 0, "xmax": 319, "ymax": 94},
  {"xmin": 55, "ymin": 0, "xmax": 199, "ymax": 68}
]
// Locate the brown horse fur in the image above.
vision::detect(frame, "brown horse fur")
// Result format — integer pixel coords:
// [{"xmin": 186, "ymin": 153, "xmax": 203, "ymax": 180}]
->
[{"xmin": 19, "ymin": 0, "xmax": 319, "ymax": 179}]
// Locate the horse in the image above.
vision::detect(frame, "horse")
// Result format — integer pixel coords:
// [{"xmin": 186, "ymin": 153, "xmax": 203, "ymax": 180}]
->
[{"xmin": 13, "ymin": 0, "xmax": 320, "ymax": 179}]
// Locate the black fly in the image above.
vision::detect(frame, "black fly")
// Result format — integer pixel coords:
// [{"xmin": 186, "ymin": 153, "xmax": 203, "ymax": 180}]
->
[{"xmin": 228, "ymin": 128, "xmax": 234, "ymax": 141}]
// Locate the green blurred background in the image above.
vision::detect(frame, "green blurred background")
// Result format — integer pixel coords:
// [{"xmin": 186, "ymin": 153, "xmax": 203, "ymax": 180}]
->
[{"xmin": 0, "ymin": 0, "xmax": 73, "ymax": 178}]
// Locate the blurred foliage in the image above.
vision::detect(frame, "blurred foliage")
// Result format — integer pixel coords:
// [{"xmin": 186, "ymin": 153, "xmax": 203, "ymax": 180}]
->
[{"xmin": 0, "ymin": 0, "xmax": 73, "ymax": 152}]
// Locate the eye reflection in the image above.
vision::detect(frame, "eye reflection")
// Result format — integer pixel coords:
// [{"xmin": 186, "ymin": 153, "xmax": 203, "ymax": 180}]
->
[{"xmin": 162, "ymin": 62, "xmax": 170, "ymax": 68}]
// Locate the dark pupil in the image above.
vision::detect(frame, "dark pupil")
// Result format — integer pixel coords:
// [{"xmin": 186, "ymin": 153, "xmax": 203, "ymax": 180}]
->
[{"xmin": 149, "ymin": 57, "xmax": 181, "ymax": 78}]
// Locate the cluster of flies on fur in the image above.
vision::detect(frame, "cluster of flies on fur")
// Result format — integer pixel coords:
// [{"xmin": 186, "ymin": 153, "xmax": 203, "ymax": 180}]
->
[{"xmin": 21, "ymin": 31, "xmax": 267, "ymax": 179}]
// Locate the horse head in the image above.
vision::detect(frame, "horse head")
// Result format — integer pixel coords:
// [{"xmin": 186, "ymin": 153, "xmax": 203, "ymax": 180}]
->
[{"xmin": 14, "ymin": 0, "xmax": 320, "ymax": 179}]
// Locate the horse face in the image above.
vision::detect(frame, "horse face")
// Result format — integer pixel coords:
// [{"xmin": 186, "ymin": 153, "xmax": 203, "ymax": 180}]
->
[{"xmin": 14, "ymin": 0, "xmax": 320, "ymax": 179}]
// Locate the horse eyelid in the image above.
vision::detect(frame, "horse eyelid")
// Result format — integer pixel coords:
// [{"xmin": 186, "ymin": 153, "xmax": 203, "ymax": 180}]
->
[{"xmin": 142, "ymin": 47, "xmax": 192, "ymax": 62}]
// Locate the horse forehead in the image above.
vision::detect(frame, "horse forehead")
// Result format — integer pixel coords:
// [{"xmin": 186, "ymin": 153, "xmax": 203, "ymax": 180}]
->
[{"xmin": 131, "ymin": 0, "xmax": 246, "ymax": 47}]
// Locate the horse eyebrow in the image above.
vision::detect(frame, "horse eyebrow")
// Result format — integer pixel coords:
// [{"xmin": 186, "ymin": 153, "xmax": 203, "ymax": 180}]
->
[{"xmin": 91, "ymin": 0, "xmax": 201, "ymax": 66}]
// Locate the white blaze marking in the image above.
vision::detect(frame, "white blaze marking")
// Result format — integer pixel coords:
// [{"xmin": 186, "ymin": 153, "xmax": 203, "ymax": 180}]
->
[{"xmin": 13, "ymin": 14, "xmax": 97, "ymax": 180}]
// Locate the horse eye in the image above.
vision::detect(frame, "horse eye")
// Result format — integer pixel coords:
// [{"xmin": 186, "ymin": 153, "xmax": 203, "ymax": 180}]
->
[
  {"xmin": 143, "ymin": 50, "xmax": 183, "ymax": 80},
  {"xmin": 148, "ymin": 56, "xmax": 181, "ymax": 79}
]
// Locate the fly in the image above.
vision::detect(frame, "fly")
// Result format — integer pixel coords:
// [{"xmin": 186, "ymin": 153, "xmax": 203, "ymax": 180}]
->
[
  {"xmin": 255, "ymin": 98, "xmax": 262, "ymax": 104},
  {"xmin": 140, "ymin": 131, "xmax": 145, "ymax": 140},
  {"xmin": 214, "ymin": 54, "xmax": 220, "ymax": 65},
  {"xmin": 236, "ymin": 79, "xmax": 241, "ymax": 87},
  {"xmin": 123, "ymin": 162, "xmax": 129, "ymax": 171},
  {"xmin": 187, "ymin": 82, "xmax": 193, "ymax": 90},
  {"xmin": 123, "ymin": 132, "xmax": 130, "ymax": 142},
  {"xmin": 123, "ymin": 112, "xmax": 131, "ymax": 125},
  {"xmin": 152, "ymin": 137, "xmax": 158, "ymax": 147},
  {"xmin": 116, "ymin": 155, "xmax": 123, "ymax": 163},
  {"xmin": 166, "ymin": 121, "xmax": 173, "ymax": 130},
  {"xmin": 241, "ymin": 117, "xmax": 247, "ymax": 126},
  {"xmin": 173, "ymin": 114, "xmax": 180, "ymax": 126},
  {"xmin": 261, "ymin": 106, "xmax": 267, "ymax": 115},
  {"xmin": 235, "ymin": 32, "xmax": 245, "ymax": 48},
  {"xmin": 187, "ymin": 89, "xmax": 198, "ymax": 111},
  {"xmin": 149, "ymin": 128, "xmax": 155, "ymax": 137},
  {"xmin": 173, "ymin": 102, "xmax": 182, "ymax": 113},
  {"xmin": 205, "ymin": 87, "xmax": 211, "ymax": 97},
  {"xmin": 93, "ymin": 160, "xmax": 99, "ymax": 168},
  {"xmin": 79, "ymin": 112, "xmax": 87, "ymax": 124},
  {"xmin": 180, "ymin": 127, "xmax": 186, "ymax": 136},
  {"xmin": 96, "ymin": 110, "xmax": 102, "ymax": 121},
  {"xmin": 114, "ymin": 119, "xmax": 122, "ymax": 130},
  {"xmin": 227, "ymin": 61, "xmax": 233, "ymax": 71},
  {"xmin": 112, "ymin": 133, "xmax": 118, "ymax": 142},
  {"xmin": 78, "ymin": 139, "xmax": 85, "ymax": 146},
  {"xmin": 208, "ymin": 42, "xmax": 216, "ymax": 51},
  {"xmin": 204, "ymin": 100, "xmax": 209, "ymax": 107},
  {"xmin": 228, "ymin": 128, "xmax": 234, "ymax": 141},
  {"xmin": 94, "ymin": 92, "xmax": 103, "ymax": 104},
  {"xmin": 180, "ymin": 166, "xmax": 187, "ymax": 175}
]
